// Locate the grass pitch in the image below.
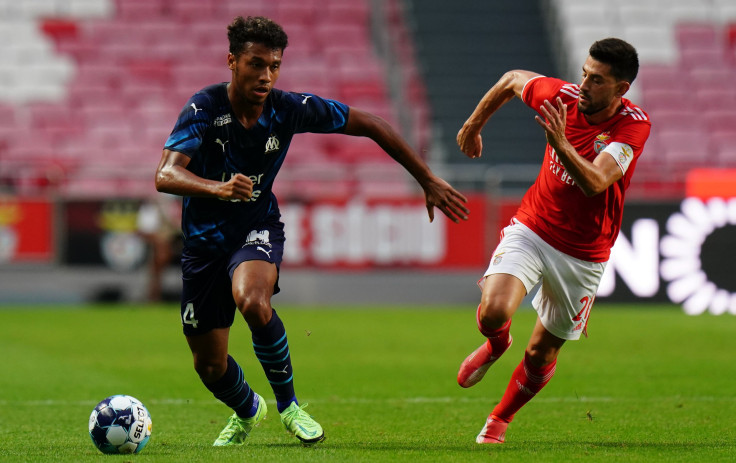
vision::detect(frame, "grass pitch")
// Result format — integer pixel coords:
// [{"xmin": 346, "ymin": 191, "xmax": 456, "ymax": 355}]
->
[{"xmin": 1, "ymin": 303, "xmax": 735, "ymax": 462}]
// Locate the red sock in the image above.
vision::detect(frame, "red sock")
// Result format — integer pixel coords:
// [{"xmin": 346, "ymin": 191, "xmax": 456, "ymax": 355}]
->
[
  {"xmin": 491, "ymin": 352, "xmax": 557, "ymax": 423},
  {"xmin": 476, "ymin": 304, "xmax": 511, "ymax": 355}
]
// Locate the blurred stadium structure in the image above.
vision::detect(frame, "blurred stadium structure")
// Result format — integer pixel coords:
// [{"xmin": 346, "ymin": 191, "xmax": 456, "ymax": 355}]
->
[{"xmin": 0, "ymin": 0, "xmax": 734, "ymax": 312}]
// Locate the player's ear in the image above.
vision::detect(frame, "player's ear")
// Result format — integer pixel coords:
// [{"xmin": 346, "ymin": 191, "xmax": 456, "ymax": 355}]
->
[
  {"xmin": 616, "ymin": 80, "xmax": 630, "ymax": 98},
  {"xmin": 227, "ymin": 53, "xmax": 236, "ymax": 70}
]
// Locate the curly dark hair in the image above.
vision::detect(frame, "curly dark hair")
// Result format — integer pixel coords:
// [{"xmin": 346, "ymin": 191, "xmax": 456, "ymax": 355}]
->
[
  {"xmin": 589, "ymin": 38, "xmax": 639, "ymax": 84},
  {"xmin": 227, "ymin": 16, "xmax": 288, "ymax": 56}
]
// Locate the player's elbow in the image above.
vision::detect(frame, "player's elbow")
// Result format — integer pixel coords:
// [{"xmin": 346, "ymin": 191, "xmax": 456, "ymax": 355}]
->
[
  {"xmin": 154, "ymin": 168, "xmax": 173, "ymax": 193},
  {"xmin": 579, "ymin": 181, "xmax": 607, "ymax": 197},
  {"xmin": 345, "ymin": 107, "xmax": 388, "ymax": 138}
]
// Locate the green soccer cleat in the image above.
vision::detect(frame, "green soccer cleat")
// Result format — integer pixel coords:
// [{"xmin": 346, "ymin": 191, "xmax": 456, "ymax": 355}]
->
[
  {"xmin": 213, "ymin": 394, "xmax": 267, "ymax": 447},
  {"xmin": 280, "ymin": 402, "xmax": 325, "ymax": 445}
]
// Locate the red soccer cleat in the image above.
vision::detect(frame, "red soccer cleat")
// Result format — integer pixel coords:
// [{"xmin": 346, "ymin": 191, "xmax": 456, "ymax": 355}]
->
[
  {"xmin": 456, "ymin": 336, "xmax": 512, "ymax": 388},
  {"xmin": 475, "ymin": 416, "xmax": 508, "ymax": 444}
]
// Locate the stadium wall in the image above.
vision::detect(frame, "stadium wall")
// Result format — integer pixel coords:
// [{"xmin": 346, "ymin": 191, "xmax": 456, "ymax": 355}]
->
[{"xmin": 1, "ymin": 181, "xmax": 734, "ymax": 314}]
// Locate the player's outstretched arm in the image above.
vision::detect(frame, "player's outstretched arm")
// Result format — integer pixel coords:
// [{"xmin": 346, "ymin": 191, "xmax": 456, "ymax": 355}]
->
[
  {"xmin": 155, "ymin": 149, "xmax": 254, "ymax": 201},
  {"xmin": 343, "ymin": 108, "xmax": 469, "ymax": 223},
  {"xmin": 457, "ymin": 70, "xmax": 541, "ymax": 159}
]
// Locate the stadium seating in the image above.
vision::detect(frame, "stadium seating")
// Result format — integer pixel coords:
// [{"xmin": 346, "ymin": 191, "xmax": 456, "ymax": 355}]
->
[
  {"xmin": 549, "ymin": 0, "xmax": 736, "ymax": 197},
  {"xmin": 0, "ymin": 0, "xmax": 418, "ymax": 199},
  {"xmin": 9, "ymin": 0, "xmax": 734, "ymax": 201}
]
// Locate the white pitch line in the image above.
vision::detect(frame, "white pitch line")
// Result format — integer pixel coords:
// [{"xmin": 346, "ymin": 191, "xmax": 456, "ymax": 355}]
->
[{"xmin": 0, "ymin": 395, "xmax": 733, "ymax": 407}]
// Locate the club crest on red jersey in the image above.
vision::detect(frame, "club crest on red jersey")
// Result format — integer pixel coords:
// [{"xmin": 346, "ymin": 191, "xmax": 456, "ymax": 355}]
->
[{"xmin": 593, "ymin": 132, "xmax": 611, "ymax": 154}]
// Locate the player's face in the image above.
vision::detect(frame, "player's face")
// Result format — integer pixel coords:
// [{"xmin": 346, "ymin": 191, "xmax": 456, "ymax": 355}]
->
[
  {"xmin": 228, "ymin": 42, "xmax": 282, "ymax": 105},
  {"xmin": 577, "ymin": 57, "xmax": 626, "ymax": 116}
]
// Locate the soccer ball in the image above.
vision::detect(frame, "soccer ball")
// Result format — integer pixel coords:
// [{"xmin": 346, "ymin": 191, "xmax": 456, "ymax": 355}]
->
[{"xmin": 88, "ymin": 395, "xmax": 152, "ymax": 454}]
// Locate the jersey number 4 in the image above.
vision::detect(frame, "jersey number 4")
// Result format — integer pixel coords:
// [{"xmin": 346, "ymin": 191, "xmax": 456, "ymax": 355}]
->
[{"xmin": 183, "ymin": 303, "xmax": 199, "ymax": 329}]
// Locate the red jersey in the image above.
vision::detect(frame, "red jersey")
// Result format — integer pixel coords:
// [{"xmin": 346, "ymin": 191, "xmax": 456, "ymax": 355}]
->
[{"xmin": 516, "ymin": 76, "xmax": 651, "ymax": 262}]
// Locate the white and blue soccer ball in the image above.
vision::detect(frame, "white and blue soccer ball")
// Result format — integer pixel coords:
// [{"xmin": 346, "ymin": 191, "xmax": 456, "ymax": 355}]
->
[{"xmin": 88, "ymin": 395, "xmax": 152, "ymax": 454}]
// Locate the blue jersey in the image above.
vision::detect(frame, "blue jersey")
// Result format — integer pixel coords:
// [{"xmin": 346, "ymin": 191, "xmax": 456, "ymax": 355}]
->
[{"xmin": 165, "ymin": 83, "xmax": 350, "ymax": 254}]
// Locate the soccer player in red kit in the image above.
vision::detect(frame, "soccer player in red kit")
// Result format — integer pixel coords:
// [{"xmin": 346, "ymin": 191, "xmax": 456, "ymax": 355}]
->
[{"xmin": 455, "ymin": 38, "xmax": 651, "ymax": 443}]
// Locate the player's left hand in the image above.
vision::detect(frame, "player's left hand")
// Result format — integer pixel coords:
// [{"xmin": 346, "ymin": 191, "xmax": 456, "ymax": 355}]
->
[
  {"xmin": 422, "ymin": 177, "xmax": 470, "ymax": 223},
  {"xmin": 535, "ymin": 97, "xmax": 570, "ymax": 152}
]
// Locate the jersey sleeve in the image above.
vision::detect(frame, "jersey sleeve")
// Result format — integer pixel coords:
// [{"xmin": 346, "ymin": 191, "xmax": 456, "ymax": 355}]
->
[
  {"xmin": 288, "ymin": 92, "xmax": 350, "ymax": 134},
  {"xmin": 521, "ymin": 76, "xmax": 565, "ymax": 112},
  {"xmin": 164, "ymin": 92, "xmax": 213, "ymax": 157}
]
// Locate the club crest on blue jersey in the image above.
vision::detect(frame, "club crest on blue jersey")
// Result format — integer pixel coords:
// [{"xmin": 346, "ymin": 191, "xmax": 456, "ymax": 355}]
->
[{"xmin": 265, "ymin": 134, "xmax": 280, "ymax": 154}]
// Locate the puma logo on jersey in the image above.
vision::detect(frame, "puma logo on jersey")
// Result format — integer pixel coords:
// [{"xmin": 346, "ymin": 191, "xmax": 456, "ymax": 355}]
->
[
  {"xmin": 265, "ymin": 134, "xmax": 280, "ymax": 154},
  {"xmin": 215, "ymin": 138, "xmax": 229, "ymax": 152},
  {"xmin": 190, "ymin": 103, "xmax": 202, "ymax": 114}
]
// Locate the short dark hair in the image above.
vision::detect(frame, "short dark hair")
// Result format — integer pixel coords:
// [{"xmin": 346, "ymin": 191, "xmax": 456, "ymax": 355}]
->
[
  {"xmin": 589, "ymin": 38, "xmax": 639, "ymax": 84},
  {"xmin": 227, "ymin": 16, "xmax": 288, "ymax": 56}
]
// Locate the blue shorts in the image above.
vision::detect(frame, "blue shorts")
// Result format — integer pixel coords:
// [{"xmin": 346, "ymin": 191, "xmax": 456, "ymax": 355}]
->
[{"xmin": 179, "ymin": 217, "xmax": 285, "ymax": 336}]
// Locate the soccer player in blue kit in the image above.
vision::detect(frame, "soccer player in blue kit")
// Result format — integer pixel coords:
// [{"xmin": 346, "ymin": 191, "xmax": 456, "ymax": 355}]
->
[{"xmin": 155, "ymin": 16, "xmax": 469, "ymax": 447}]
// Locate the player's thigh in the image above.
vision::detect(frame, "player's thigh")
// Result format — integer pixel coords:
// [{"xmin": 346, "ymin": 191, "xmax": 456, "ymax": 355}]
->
[
  {"xmin": 228, "ymin": 217, "xmax": 285, "ymax": 299},
  {"xmin": 533, "ymin": 252, "xmax": 605, "ymax": 341},
  {"xmin": 180, "ymin": 250, "xmax": 237, "ymax": 336},
  {"xmin": 480, "ymin": 222, "xmax": 544, "ymax": 320},
  {"xmin": 231, "ymin": 259, "xmax": 278, "ymax": 309}
]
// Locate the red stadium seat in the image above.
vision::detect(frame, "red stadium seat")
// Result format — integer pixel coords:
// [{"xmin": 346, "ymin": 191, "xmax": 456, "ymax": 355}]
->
[
  {"xmin": 324, "ymin": 2, "xmax": 370, "ymax": 27},
  {"xmin": 167, "ymin": 0, "xmax": 219, "ymax": 20},
  {"xmin": 709, "ymin": 132, "xmax": 736, "ymax": 166},
  {"xmin": 675, "ymin": 23, "xmax": 720, "ymax": 51},
  {"xmin": 641, "ymin": 87, "xmax": 692, "ymax": 113},
  {"xmin": 635, "ymin": 65, "xmax": 681, "ymax": 92},
  {"xmin": 274, "ymin": 1, "xmax": 318, "ymax": 27},
  {"xmin": 688, "ymin": 68, "xmax": 736, "ymax": 92},
  {"xmin": 316, "ymin": 24, "xmax": 372, "ymax": 50},
  {"xmin": 114, "ymin": 0, "xmax": 166, "ymax": 20},
  {"xmin": 703, "ymin": 109, "xmax": 736, "ymax": 134},
  {"xmin": 694, "ymin": 88, "xmax": 736, "ymax": 112},
  {"xmin": 654, "ymin": 128, "xmax": 711, "ymax": 165},
  {"xmin": 679, "ymin": 47, "xmax": 729, "ymax": 71},
  {"xmin": 0, "ymin": 0, "xmax": 414, "ymax": 198}
]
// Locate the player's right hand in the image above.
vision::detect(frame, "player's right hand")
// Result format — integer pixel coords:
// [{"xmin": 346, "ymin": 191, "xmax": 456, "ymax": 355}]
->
[
  {"xmin": 218, "ymin": 173, "xmax": 253, "ymax": 201},
  {"xmin": 457, "ymin": 124, "xmax": 483, "ymax": 159}
]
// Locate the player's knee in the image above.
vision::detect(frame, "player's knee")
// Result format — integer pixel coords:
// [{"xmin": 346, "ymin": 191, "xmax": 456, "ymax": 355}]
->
[
  {"xmin": 235, "ymin": 294, "xmax": 271, "ymax": 327},
  {"xmin": 478, "ymin": 298, "xmax": 514, "ymax": 329}
]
